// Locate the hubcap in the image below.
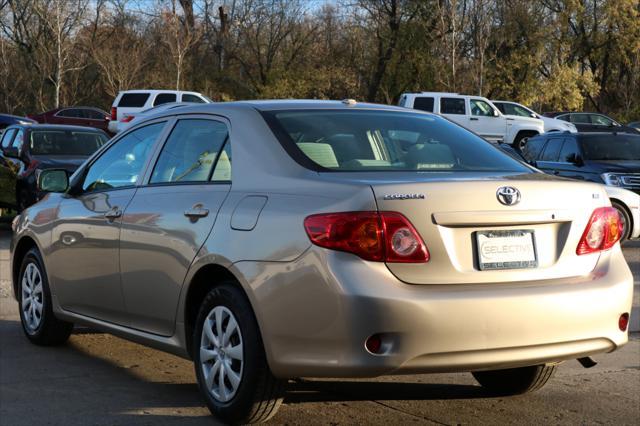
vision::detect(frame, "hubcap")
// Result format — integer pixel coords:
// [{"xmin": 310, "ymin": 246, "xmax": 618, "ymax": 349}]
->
[
  {"xmin": 21, "ymin": 263, "xmax": 44, "ymax": 332},
  {"xmin": 199, "ymin": 306, "xmax": 244, "ymax": 403}
]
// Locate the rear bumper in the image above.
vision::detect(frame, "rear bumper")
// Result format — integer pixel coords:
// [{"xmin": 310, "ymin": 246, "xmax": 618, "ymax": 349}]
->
[{"xmin": 234, "ymin": 245, "xmax": 633, "ymax": 378}]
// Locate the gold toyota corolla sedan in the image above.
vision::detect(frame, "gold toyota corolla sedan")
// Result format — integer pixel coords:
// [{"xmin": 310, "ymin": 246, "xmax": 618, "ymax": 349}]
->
[{"xmin": 11, "ymin": 100, "xmax": 633, "ymax": 424}]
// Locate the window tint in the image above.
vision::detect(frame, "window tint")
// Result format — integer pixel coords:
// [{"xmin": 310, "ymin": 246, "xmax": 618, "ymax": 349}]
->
[
  {"xmin": 264, "ymin": 110, "xmax": 530, "ymax": 173},
  {"xmin": 540, "ymin": 138, "xmax": 563, "ymax": 161},
  {"xmin": 182, "ymin": 94, "xmax": 206, "ymax": 103},
  {"xmin": 590, "ymin": 114, "xmax": 614, "ymax": 126},
  {"xmin": 1, "ymin": 128, "xmax": 17, "ymax": 149},
  {"xmin": 494, "ymin": 103, "xmax": 506, "ymax": 114},
  {"xmin": 521, "ymin": 136, "xmax": 545, "ymax": 162},
  {"xmin": 470, "ymin": 99, "xmax": 495, "ymax": 117},
  {"xmin": 12, "ymin": 130, "xmax": 24, "ymax": 151},
  {"xmin": 440, "ymin": 98, "xmax": 466, "ymax": 115},
  {"xmin": 502, "ymin": 103, "xmax": 534, "ymax": 118},
  {"xmin": 82, "ymin": 122, "xmax": 165, "ymax": 192},
  {"xmin": 30, "ymin": 131, "xmax": 107, "ymax": 156},
  {"xmin": 118, "ymin": 93, "xmax": 150, "ymax": 108},
  {"xmin": 153, "ymin": 93, "xmax": 177, "ymax": 106},
  {"xmin": 570, "ymin": 114, "xmax": 590, "ymax": 124},
  {"xmin": 413, "ymin": 97, "xmax": 434, "ymax": 112},
  {"xmin": 557, "ymin": 114, "xmax": 570, "ymax": 122},
  {"xmin": 150, "ymin": 119, "xmax": 229, "ymax": 184},
  {"xmin": 558, "ymin": 138, "xmax": 580, "ymax": 163},
  {"xmin": 57, "ymin": 109, "xmax": 80, "ymax": 118},
  {"xmin": 581, "ymin": 134, "xmax": 640, "ymax": 161}
]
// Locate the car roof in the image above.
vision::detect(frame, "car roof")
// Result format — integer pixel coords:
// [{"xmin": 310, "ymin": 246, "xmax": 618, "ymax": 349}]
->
[
  {"xmin": 118, "ymin": 89, "xmax": 202, "ymax": 95},
  {"xmin": 5, "ymin": 123, "xmax": 107, "ymax": 132}
]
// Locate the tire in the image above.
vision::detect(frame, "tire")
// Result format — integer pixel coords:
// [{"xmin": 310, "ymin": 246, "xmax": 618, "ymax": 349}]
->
[
  {"xmin": 513, "ymin": 132, "xmax": 538, "ymax": 151},
  {"xmin": 472, "ymin": 364, "xmax": 556, "ymax": 395},
  {"xmin": 18, "ymin": 247, "xmax": 74, "ymax": 345},
  {"xmin": 611, "ymin": 201, "xmax": 631, "ymax": 242},
  {"xmin": 193, "ymin": 282, "xmax": 285, "ymax": 424}
]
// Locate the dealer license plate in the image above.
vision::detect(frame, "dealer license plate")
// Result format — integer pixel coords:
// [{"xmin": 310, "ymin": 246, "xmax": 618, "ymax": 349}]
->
[{"xmin": 476, "ymin": 230, "xmax": 537, "ymax": 270}]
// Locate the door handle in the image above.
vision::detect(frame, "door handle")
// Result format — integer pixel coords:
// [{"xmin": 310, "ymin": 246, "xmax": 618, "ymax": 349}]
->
[
  {"xmin": 469, "ymin": 117, "xmax": 479, "ymax": 121},
  {"xmin": 184, "ymin": 205, "xmax": 209, "ymax": 219},
  {"xmin": 104, "ymin": 208, "xmax": 122, "ymax": 219}
]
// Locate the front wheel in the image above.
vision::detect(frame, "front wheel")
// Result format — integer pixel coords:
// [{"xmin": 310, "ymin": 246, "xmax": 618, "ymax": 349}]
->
[
  {"xmin": 472, "ymin": 364, "xmax": 556, "ymax": 395},
  {"xmin": 611, "ymin": 201, "xmax": 631, "ymax": 242},
  {"xmin": 18, "ymin": 247, "xmax": 74, "ymax": 345},
  {"xmin": 193, "ymin": 283, "xmax": 285, "ymax": 424}
]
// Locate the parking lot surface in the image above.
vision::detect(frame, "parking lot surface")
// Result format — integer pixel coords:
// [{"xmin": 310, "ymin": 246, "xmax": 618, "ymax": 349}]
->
[{"xmin": 1, "ymin": 223, "xmax": 639, "ymax": 425}]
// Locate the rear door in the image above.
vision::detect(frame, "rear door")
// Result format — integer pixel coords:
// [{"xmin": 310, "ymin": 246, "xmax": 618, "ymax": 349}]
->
[
  {"xmin": 117, "ymin": 93, "xmax": 151, "ymax": 123},
  {"xmin": 119, "ymin": 115, "xmax": 232, "ymax": 336},
  {"xmin": 153, "ymin": 93, "xmax": 177, "ymax": 107},
  {"xmin": 439, "ymin": 97, "xmax": 468, "ymax": 127}
]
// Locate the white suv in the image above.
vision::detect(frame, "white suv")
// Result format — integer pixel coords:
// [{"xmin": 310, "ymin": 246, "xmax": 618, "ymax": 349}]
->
[
  {"xmin": 108, "ymin": 90, "xmax": 211, "ymax": 133},
  {"xmin": 491, "ymin": 100, "xmax": 577, "ymax": 133},
  {"xmin": 399, "ymin": 92, "xmax": 544, "ymax": 148}
]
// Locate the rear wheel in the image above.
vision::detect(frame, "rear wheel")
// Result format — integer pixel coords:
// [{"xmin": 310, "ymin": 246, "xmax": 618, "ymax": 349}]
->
[
  {"xmin": 513, "ymin": 131, "xmax": 538, "ymax": 151},
  {"xmin": 611, "ymin": 201, "xmax": 631, "ymax": 242},
  {"xmin": 472, "ymin": 364, "xmax": 556, "ymax": 395},
  {"xmin": 18, "ymin": 247, "xmax": 74, "ymax": 345},
  {"xmin": 193, "ymin": 282, "xmax": 285, "ymax": 424}
]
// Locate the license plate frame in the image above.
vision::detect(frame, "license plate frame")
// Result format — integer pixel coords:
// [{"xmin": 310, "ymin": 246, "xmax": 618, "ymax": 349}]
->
[{"xmin": 476, "ymin": 229, "xmax": 538, "ymax": 271}]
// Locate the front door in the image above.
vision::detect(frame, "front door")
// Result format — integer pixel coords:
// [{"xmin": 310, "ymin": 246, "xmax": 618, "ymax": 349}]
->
[
  {"xmin": 119, "ymin": 116, "xmax": 232, "ymax": 336},
  {"xmin": 467, "ymin": 99, "xmax": 505, "ymax": 142},
  {"xmin": 48, "ymin": 121, "xmax": 168, "ymax": 324}
]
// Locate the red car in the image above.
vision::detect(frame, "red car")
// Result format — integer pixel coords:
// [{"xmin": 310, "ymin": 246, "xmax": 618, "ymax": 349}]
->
[{"xmin": 28, "ymin": 107, "xmax": 112, "ymax": 135}]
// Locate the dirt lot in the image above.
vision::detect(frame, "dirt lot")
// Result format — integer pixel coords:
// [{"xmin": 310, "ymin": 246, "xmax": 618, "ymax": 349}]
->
[{"xmin": 1, "ymin": 224, "xmax": 639, "ymax": 425}]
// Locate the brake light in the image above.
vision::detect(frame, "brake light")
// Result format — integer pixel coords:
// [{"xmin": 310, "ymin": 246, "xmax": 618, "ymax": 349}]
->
[
  {"xmin": 304, "ymin": 211, "xmax": 429, "ymax": 263},
  {"xmin": 121, "ymin": 115, "xmax": 135, "ymax": 123},
  {"xmin": 576, "ymin": 207, "xmax": 623, "ymax": 255},
  {"xmin": 110, "ymin": 106, "xmax": 117, "ymax": 121}
]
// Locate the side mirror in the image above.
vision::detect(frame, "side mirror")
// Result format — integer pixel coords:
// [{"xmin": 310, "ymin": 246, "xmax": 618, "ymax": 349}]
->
[
  {"xmin": 3, "ymin": 147, "xmax": 19, "ymax": 158},
  {"xmin": 531, "ymin": 113, "xmax": 538, "ymax": 119},
  {"xmin": 493, "ymin": 109, "xmax": 500, "ymax": 117},
  {"xmin": 37, "ymin": 169, "xmax": 69, "ymax": 193}
]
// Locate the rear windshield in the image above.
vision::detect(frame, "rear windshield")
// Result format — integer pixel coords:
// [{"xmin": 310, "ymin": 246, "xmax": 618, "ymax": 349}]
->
[
  {"xmin": 30, "ymin": 131, "xmax": 108, "ymax": 156},
  {"xmin": 263, "ymin": 110, "xmax": 529, "ymax": 172},
  {"xmin": 118, "ymin": 93, "xmax": 150, "ymax": 108},
  {"xmin": 581, "ymin": 135, "xmax": 640, "ymax": 161}
]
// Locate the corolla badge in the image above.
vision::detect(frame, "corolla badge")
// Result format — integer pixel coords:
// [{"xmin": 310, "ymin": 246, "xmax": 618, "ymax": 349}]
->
[
  {"xmin": 496, "ymin": 186, "xmax": 521, "ymax": 206},
  {"xmin": 383, "ymin": 193, "xmax": 425, "ymax": 200}
]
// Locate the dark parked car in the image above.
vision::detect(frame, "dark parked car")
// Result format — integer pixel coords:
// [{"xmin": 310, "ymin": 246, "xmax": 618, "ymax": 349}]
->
[
  {"xmin": 542, "ymin": 112, "xmax": 640, "ymax": 134},
  {"xmin": 0, "ymin": 114, "xmax": 36, "ymax": 133},
  {"xmin": 521, "ymin": 132, "xmax": 640, "ymax": 239},
  {"xmin": 28, "ymin": 107, "xmax": 112, "ymax": 134},
  {"xmin": 0, "ymin": 124, "xmax": 108, "ymax": 211}
]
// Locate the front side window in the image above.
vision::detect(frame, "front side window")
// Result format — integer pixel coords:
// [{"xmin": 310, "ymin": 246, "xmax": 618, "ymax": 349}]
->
[
  {"xmin": 12, "ymin": 130, "xmax": 24, "ymax": 151},
  {"xmin": 540, "ymin": 138, "xmax": 563, "ymax": 161},
  {"xmin": 182, "ymin": 94, "xmax": 206, "ymax": 103},
  {"xmin": 440, "ymin": 98, "xmax": 466, "ymax": 115},
  {"xmin": 154, "ymin": 93, "xmax": 177, "ymax": 106},
  {"xmin": 557, "ymin": 114, "xmax": 570, "ymax": 122},
  {"xmin": 413, "ymin": 97, "xmax": 434, "ymax": 112},
  {"xmin": 150, "ymin": 119, "xmax": 229, "ymax": 184},
  {"xmin": 263, "ymin": 110, "xmax": 529, "ymax": 173},
  {"xmin": 1, "ymin": 128, "xmax": 17, "ymax": 149},
  {"xmin": 29, "ymin": 131, "xmax": 107, "ymax": 156},
  {"xmin": 558, "ymin": 138, "xmax": 580, "ymax": 163},
  {"xmin": 470, "ymin": 99, "xmax": 495, "ymax": 117},
  {"xmin": 589, "ymin": 114, "xmax": 615, "ymax": 126},
  {"xmin": 508, "ymin": 104, "xmax": 534, "ymax": 118},
  {"xmin": 82, "ymin": 122, "xmax": 165, "ymax": 192}
]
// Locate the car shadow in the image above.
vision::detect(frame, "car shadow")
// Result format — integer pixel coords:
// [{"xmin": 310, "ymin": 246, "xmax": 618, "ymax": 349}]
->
[{"xmin": 284, "ymin": 378, "xmax": 488, "ymax": 403}]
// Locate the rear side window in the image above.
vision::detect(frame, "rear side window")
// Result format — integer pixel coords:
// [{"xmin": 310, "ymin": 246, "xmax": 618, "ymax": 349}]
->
[
  {"xmin": 57, "ymin": 109, "xmax": 81, "ymax": 118},
  {"xmin": 413, "ymin": 97, "xmax": 434, "ymax": 112},
  {"xmin": 83, "ymin": 109, "xmax": 107, "ymax": 120},
  {"xmin": 1, "ymin": 128, "xmax": 17, "ymax": 149},
  {"xmin": 521, "ymin": 136, "xmax": 545, "ymax": 162},
  {"xmin": 440, "ymin": 98, "xmax": 466, "ymax": 115},
  {"xmin": 182, "ymin": 94, "xmax": 206, "ymax": 103},
  {"xmin": 570, "ymin": 114, "xmax": 590, "ymax": 124},
  {"xmin": 154, "ymin": 93, "xmax": 177, "ymax": 106},
  {"xmin": 540, "ymin": 138, "xmax": 563, "ymax": 161},
  {"xmin": 118, "ymin": 93, "xmax": 151, "ymax": 108},
  {"xmin": 263, "ymin": 110, "xmax": 529, "ymax": 173},
  {"xmin": 150, "ymin": 119, "xmax": 229, "ymax": 184},
  {"xmin": 30, "ymin": 131, "xmax": 107, "ymax": 155}
]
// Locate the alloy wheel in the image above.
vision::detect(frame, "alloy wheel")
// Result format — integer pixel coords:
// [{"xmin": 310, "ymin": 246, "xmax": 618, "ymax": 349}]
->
[
  {"xmin": 21, "ymin": 263, "xmax": 44, "ymax": 332},
  {"xmin": 199, "ymin": 306, "xmax": 244, "ymax": 403}
]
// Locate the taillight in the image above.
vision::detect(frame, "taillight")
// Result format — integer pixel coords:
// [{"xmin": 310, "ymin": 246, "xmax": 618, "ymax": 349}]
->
[
  {"xmin": 304, "ymin": 211, "xmax": 429, "ymax": 263},
  {"xmin": 576, "ymin": 207, "xmax": 623, "ymax": 255},
  {"xmin": 121, "ymin": 115, "xmax": 135, "ymax": 123},
  {"xmin": 110, "ymin": 106, "xmax": 117, "ymax": 121}
]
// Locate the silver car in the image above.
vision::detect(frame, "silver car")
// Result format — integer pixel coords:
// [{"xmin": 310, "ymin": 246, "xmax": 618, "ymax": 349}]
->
[{"xmin": 11, "ymin": 101, "xmax": 633, "ymax": 424}]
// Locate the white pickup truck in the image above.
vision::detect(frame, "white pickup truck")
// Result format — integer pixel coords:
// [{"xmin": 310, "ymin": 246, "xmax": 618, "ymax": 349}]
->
[{"xmin": 398, "ymin": 92, "xmax": 544, "ymax": 148}]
